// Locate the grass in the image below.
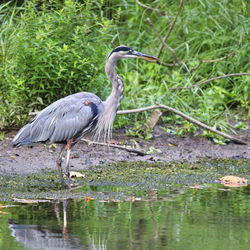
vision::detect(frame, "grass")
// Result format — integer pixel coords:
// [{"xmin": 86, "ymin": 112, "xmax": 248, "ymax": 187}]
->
[{"xmin": 0, "ymin": 0, "xmax": 249, "ymax": 143}]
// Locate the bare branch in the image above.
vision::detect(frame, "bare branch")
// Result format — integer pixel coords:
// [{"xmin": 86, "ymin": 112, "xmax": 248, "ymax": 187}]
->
[
  {"xmin": 190, "ymin": 30, "xmax": 244, "ymax": 72},
  {"xmin": 118, "ymin": 106, "xmax": 159, "ymax": 115},
  {"xmin": 117, "ymin": 103, "xmax": 247, "ymax": 145},
  {"xmin": 147, "ymin": 17, "xmax": 179, "ymax": 65},
  {"xmin": 81, "ymin": 139, "xmax": 147, "ymax": 156},
  {"xmin": 157, "ymin": 0, "xmax": 184, "ymax": 58},
  {"xmin": 30, "ymin": 97, "xmax": 248, "ymax": 146},
  {"xmin": 136, "ymin": 0, "xmax": 167, "ymax": 18},
  {"xmin": 189, "ymin": 60, "xmax": 203, "ymax": 73},
  {"xmin": 202, "ymin": 29, "xmax": 243, "ymax": 63},
  {"xmin": 157, "ymin": 61, "xmax": 179, "ymax": 68},
  {"xmin": 170, "ymin": 73, "xmax": 250, "ymax": 90}
]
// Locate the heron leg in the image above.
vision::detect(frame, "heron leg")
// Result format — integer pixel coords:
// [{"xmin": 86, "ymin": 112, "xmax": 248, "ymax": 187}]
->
[
  {"xmin": 63, "ymin": 199, "xmax": 68, "ymax": 233},
  {"xmin": 65, "ymin": 139, "xmax": 74, "ymax": 189},
  {"xmin": 57, "ymin": 145, "xmax": 66, "ymax": 188}
]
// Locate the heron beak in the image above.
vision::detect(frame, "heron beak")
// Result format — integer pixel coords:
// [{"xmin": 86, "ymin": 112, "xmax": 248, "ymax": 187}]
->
[{"xmin": 130, "ymin": 50, "xmax": 159, "ymax": 63}]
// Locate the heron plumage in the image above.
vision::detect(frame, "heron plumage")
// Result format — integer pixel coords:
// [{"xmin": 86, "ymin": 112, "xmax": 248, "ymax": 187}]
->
[
  {"xmin": 12, "ymin": 92, "xmax": 103, "ymax": 146},
  {"xmin": 12, "ymin": 45, "xmax": 158, "ymax": 188}
]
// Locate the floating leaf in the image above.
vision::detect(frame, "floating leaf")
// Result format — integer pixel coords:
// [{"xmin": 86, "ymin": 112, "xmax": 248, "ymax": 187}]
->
[
  {"xmin": 13, "ymin": 198, "xmax": 51, "ymax": 203},
  {"xmin": 70, "ymin": 171, "xmax": 85, "ymax": 178},
  {"xmin": 217, "ymin": 175, "xmax": 248, "ymax": 187},
  {"xmin": 85, "ymin": 196, "xmax": 91, "ymax": 202}
]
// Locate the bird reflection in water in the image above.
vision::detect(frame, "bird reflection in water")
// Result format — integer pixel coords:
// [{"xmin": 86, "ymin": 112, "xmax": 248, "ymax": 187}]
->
[{"xmin": 8, "ymin": 199, "xmax": 107, "ymax": 249}]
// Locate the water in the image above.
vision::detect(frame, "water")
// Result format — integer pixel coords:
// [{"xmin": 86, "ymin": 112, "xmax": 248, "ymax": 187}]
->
[{"xmin": 0, "ymin": 184, "xmax": 249, "ymax": 250}]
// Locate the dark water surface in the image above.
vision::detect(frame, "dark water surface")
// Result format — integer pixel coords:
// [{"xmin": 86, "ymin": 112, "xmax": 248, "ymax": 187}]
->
[{"xmin": 0, "ymin": 184, "xmax": 249, "ymax": 250}]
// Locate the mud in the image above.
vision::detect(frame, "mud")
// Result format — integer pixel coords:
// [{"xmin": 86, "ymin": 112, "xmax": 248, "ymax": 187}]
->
[{"xmin": 0, "ymin": 125, "xmax": 249, "ymax": 175}]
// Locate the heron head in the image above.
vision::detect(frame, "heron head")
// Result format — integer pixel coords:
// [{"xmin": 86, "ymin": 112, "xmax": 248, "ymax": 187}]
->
[{"xmin": 108, "ymin": 45, "xmax": 159, "ymax": 63}]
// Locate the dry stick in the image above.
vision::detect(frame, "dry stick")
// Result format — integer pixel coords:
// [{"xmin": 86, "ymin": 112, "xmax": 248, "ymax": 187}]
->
[
  {"xmin": 203, "ymin": 30, "xmax": 243, "ymax": 63},
  {"xmin": 170, "ymin": 73, "xmax": 250, "ymax": 90},
  {"xmin": 136, "ymin": 0, "xmax": 167, "ymax": 18},
  {"xmin": 117, "ymin": 104, "xmax": 247, "ymax": 145},
  {"xmin": 81, "ymin": 139, "xmax": 147, "ymax": 156},
  {"xmin": 147, "ymin": 17, "xmax": 179, "ymax": 66},
  {"xmin": 157, "ymin": 0, "xmax": 184, "ymax": 58},
  {"xmin": 157, "ymin": 61, "xmax": 176, "ymax": 68},
  {"xmin": 189, "ymin": 60, "xmax": 203, "ymax": 72},
  {"xmin": 190, "ymin": 30, "xmax": 244, "ymax": 72}
]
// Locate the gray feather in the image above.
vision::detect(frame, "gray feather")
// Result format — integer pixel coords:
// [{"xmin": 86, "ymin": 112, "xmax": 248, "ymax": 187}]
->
[{"xmin": 13, "ymin": 92, "xmax": 103, "ymax": 146}]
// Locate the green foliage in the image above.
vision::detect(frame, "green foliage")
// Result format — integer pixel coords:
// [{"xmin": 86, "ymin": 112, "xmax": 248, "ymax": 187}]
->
[
  {"xmin": 0, "ymin": 0, "xmax": 249, "ymax": 143},
  {"xmin": 147, "ymin": 146, "xmax": 162, "ymax": 154},
  {"xmin": 0, "ymin": 131, "xmax": 4, "ymax": 141},
  {"xmin": 0, "ymin": 0, "xmax": 113, "ymax": 126},
  {"xmin": 126, "ymin": 121, "xmax": 153, "ymax": 140},
  {"xmin": 111, "ymin": 0, "xmax": 250, "ymax": 142}
]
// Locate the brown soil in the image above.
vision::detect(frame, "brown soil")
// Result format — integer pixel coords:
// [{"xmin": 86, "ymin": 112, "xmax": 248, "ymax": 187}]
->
[{"xmin": 0, "ymin": 126, "xmax": 249, "ymax": 175}]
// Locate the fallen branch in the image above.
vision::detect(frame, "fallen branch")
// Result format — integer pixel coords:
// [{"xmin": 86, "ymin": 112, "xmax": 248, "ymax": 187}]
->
[
  {"xmin": 170, "ymin": 72, "xmax": 250, "ymax": 90},
  {"xmin": 29, "ymin": 102, "xmax": 247, "ymax": 145},
  {"xmin": 157, "ymin": 0, "xmax": 184, "ymax": 58},
  {"xmin": 117, "ymin": 103, "xmax": 247, "ymax": 145},
  {"xmin": 81, "ymin": 139, "xmax": 147, "ymax": 156}
]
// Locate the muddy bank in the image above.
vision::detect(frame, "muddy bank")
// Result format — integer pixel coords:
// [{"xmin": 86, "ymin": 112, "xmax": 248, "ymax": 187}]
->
[{"xmin": 0, "ymin": 126, "xmax": 249, "ymax": 175}]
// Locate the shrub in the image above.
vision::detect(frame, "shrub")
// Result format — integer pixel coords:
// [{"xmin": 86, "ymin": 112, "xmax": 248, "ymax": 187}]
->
[
  {"xmin": 0, "ymin": 0, "xmax": 249, "ymax": 144},
  {"xmin": 0, "ymin": 0, "xmax": 114, "ymax": 127}
]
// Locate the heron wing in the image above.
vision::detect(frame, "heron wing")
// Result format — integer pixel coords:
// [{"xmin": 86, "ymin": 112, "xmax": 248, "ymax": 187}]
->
[{"xmin": 29, "ymin": 92, "xmax": 103, "ymax": 143}]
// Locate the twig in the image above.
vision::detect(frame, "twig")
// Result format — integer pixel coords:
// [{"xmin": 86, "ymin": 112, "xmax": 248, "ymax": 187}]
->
[
  {"xmin": 117, "ymin": 103, "xmax": 247, "ymax": 145},
  {"xmin": 157, "ymin": 61, "xmax": 179, "ymax": 68},
  {"xmin": 170, "ymin": 72, "xmax": 250, "ymax": 90},
  {"xmin": 147, "ymin": 17, "xmax": 179, "ymax": 65},
  {"xmin": 190, "ymin": 30, "xmax": 244, "ymax": 72},
  {"xmin": 157, "ymin": 0, "xmax": 184, "ymax": 58},
  {"xmin": 203, "ymin": 30, "xmax": 243, "ymax": 63},
  {"xmin": 189, "ymin": 60, "xmax": 203, "ymax": 73},
  {"xmin": 81, "ymin": 139, "xmax": 147, "ymax": 156},
  {"xmin": 136, "ymin": 0, "xmax": 167, "ymax": 18}
]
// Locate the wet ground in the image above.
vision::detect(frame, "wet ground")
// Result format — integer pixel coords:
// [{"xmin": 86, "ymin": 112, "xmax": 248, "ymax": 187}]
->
[
  {"xmin": 0, "ymin": 125, "xmax": 249, "ymax": 175},
  {"xmin": 0, "ymin": 157, "xmax": 249, "ymax": 249},
  {"xmin": 0, "ymin": 127, "xmax": 249, "ymax": 249}
]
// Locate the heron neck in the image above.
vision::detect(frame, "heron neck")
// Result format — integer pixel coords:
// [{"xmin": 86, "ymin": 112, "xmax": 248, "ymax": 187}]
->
[
  {"xmin": 104, "ymin": 56, "xmax": 124, "ymax": 110},
  {"xmin": 93, "ymin": 54, "xmax": 124, "ymax": 142}
]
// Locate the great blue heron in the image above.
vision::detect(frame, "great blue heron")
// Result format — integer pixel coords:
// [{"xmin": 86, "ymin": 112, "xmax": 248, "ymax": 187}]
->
[{"xmin": 12, "ymin": 45, "xmax": 158, "ymax": 188}]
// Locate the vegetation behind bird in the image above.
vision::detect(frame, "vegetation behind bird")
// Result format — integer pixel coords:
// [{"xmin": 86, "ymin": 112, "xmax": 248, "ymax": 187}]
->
[
  {"xmin": 12, "ymin": 45, "xmax": 158, "ymax": 188},
  {"xmin": 0, "ymin": 0, "xmax": 249, "ymax": 144}
]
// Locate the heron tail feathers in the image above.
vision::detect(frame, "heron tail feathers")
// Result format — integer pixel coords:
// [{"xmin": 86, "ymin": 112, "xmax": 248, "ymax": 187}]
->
[{"xmin": 12, "ymin": 124, "xmax": 32, "ymax": 147}]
